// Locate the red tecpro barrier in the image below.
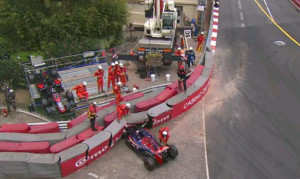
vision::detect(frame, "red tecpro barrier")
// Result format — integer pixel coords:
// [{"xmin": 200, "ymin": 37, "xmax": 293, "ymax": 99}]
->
[
  {"xmin": 292, "ymin": 0, "xmax": 300, "ymax": 8},
  {"xmin": 50, "ymin": 135, "xmax": 81, "ymax": 154},
  {"xmin": 77, "ymin": 125, "xmax": 105, "ymax": 141},
  {"xmin": 0, "ymin": 141, "xmax": 50, "ymax": 153},
  {"xmin": 171, "ymin": 75, "xmax": 211, "ymax": 119},
  {"xmin": 28, "ymin": 122, "xmax": 59, "ymax": 134},
  {"xmin": 85, "ymin": 137, "xmax": 110, "ymax": 165},
  {"xmin": 59, "ymin": 144, "xmax": 88, "ymax": 177},
  {"xmin": 123, "ymin": 92, "xmax": 144, "ymax": 101},
  {"xmin": 0, "ymin": 123, "xmax": 29, "ymax": 133},
  {"xmin": 67, "ymin": 102, "xmax": 114, "ymax": 128},
  {"xmin": 103, "ymin": 111, "xmax": 118, "ymax": 126},
  {"xmin": 152, "ymin": 109, "xmax": 173, "ymax": 128}
]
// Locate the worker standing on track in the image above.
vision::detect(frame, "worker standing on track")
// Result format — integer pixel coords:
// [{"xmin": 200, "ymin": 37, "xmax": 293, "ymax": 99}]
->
[
  {"xmin": 107, "ymin": 63, "xmax": 115, "ymax": 90},
  {"xmin": 159, "ymin": 127, "xmax": 170, "ymax": 145},
  {"xmin": 116, "ymin": 103, "xmax": 131, "ymax": 120},
  {"xmin": 175, "ymin": 47, "xmax": 183, "ymax": 68},
  {"xmin": 5, "ymin": 89, "xmax": 17, "ymax": 114},
  {"xmin": 87, "ymin": 101, "xmax": 98, "ymax": 131},
  {"xmin": 94, "ymin": 65, "xmax": 104, "ymax": 93},
  {"xmin": 114, "ymin": 61, "xmax": 120, "ymax": 82},
  {"xmin": 113, "ymin": 82, "xmax": 123, "ymax": 105},
  {"xmin": 186, "ymin": 47, "xmax": 196, "ymax": 68},
  {"xmin": 73, "ymin": 81, "xmax": 89, "ymax": 101},
  {"xmin": 177, "ymin": 65, "xmax": 187, "ymax": 92},
  {"xmin": 117, "ymin": 63, "xmax": 127, "ymax": 86},
  {"xmin": 197, "ymin": 32, "xmax": 205, "ymax": 52}
]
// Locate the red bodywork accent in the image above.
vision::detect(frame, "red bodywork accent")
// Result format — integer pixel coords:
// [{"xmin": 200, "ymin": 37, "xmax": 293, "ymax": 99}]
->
[
  {"xmin": 37, "ymin": 83, "xmax": 44, "ymax": 89},
  {"xmin": 54, "ymin": 79, "xmax": 61, "ymax": 85}
]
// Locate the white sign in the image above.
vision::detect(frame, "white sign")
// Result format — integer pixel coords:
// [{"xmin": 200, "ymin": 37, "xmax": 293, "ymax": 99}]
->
[
  {"xmin": 198, "ymin": 5, "xmax": 205, "ymax": 11},
  {"xmin": 184, "ymin": 30, "xmax": 192, "ymax": 39}
]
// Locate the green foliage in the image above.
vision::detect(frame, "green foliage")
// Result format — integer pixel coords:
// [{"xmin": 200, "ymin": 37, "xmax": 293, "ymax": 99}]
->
[
  {"xmin": 0, "ymin": 0, "xmax": 128, "ymax": 58},
  {"xmin": 0, "ymin": 59, "xmax": 26, "ymax": 88}
]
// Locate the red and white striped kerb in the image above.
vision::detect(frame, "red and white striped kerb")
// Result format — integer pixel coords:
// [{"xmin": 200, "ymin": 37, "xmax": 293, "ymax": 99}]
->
[{"xmin": 210, "ymin": 6, "xmax": 219, "ymax": 53}]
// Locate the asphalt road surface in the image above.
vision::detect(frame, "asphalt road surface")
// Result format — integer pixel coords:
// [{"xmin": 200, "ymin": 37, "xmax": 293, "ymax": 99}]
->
[{"xmin": 205, "ymin": 0, "xmax": 300, "ymax": 178}]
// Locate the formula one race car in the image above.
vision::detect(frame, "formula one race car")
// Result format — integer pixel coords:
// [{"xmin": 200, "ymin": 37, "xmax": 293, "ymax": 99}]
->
[{"xmin": 123, "ymin": 126, "xmax": 178, "ymax": 171}]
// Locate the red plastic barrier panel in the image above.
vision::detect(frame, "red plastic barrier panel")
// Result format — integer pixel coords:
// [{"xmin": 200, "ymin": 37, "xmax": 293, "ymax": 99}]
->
[
  {"xmin": 104, "ymin": 112, "xmax": 118, "ymax": 127},
  {"xmin": 29, "ymin": 122, "xmax": 59, "ymax": 134},
  {"xmin": 86, "ymin": 138, "xmax": 110, "ymax": 165},
  {"xmin": 59, "ymin": 144, "xmax": 88, "ymax": 177},
  {"xmin": 152, "ymin": 110, "xmax": 173, "ymax": 128},
  {"xmin": 292, "ymin": 0, "xmax": 300, "ymax": 7},
  {"xmin": 123, "ymin": 92, "xmax": 144, "ymax": 101},
  {"xmin": 50, "ymin": 136, "xmax": 81, "ymax": 154},
  {"xmin": 0, "ymin": 123, "xmax": 29, "ymax": 133},
  {"xmin": 171, "ymin": 78, "xmax": 211, "ymax": 119}
]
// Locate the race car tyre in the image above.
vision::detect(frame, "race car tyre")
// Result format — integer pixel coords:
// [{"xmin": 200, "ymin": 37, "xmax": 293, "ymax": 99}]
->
[
  {"xmin": 65, "ymin": 90, "xmax": 74, "ymax": 101},
  {"xmin": 50, "ymin": 68, "xmax": 58, "ymax": 77},
  {"xmin": 169, "ymin": 144, "xmax": 178, "ymax": 159},
  {"xmin": 144, "ymin": 157, "xmax": 156, "ymax": 171},
  {"xmin": 28, "ymin": 74, "xmax": 35, "ymax": 83},
  {"xmin": 41, "ymin": 98, "xmax": 49, "ymax": 107}
]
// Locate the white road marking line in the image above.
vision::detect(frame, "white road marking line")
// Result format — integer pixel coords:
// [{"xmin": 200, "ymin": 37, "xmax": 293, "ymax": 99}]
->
[
  {"xmin": 203, "ymin": 98, "xmax": 210, "ymax": 179},
  {"xmin": 212, "ymin": 32, "xmax": 218, "ymax": 38},
  {"xmin": 263, "ymin": 0, "xmax": 274, "ymax": 19},
  {"xmin": 210, "ymin": 40, "xmax": 217, "ymax": 46},
  {"xmin": 240, "ymin": 12, "xmax": 244, "ymax": 21},
  {"xmin": 88, "ymin": 173, "xmax": 99, "ymax": 178},
  {"xmin": 213, "ymin": 18, "xmax": 219, "ymax": 22},
  {"xmin": 213, "ymin": 25, "xmax": 218, "ymax": 29},
  {"xmin": 241, "ymin": 23, "xmax": 245, "ymax": 28},
  {"xmin": 238, "ymin": 0, "xmax": 242, "ymax": 10}
]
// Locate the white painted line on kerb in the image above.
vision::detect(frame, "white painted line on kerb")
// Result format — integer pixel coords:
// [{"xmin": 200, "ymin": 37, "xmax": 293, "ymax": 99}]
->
[
  {"xmin": 210, "ymin": 40, "xmax": 217, "ymax": 46},
  {"xmin": 263, "ymin": 0, "xmax": 274, "ymax": 19},
  {"xmin": 212, "ymin": 32, "xmax": 218, "ymax": 38},
  {"xmin": 213, "ymin": 12, "xmax": 219, "ymax": 16},
  {"xmin": 240, "ymin": 12, "xmax": 244, "ymax": 21},
  {"xmin": 241, "ymin": 23, "xmax": 245, "ymax": 28},
  {"xmin": 203, "ymin": 98, "xmax": 210, "ymax": 179},
  {"xmin": 213, "ymin": 25, "xmax": 218, "ymax": 29},
  {"xmin": 238, "ymin": 0, "xmax": 242, "ymax": 10},
  {"xmin": 213, "ymin": 18, "xmax": 219, "ymax": 22}
]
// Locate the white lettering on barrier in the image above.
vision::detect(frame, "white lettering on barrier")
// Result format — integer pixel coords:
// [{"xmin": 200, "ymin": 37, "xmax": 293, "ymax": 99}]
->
[
  {"xmin": 75, "ymin": 145, "xmax": 109, "ymax": 167},
  {"xmin": 184, "ymin": 86, "xmax": 208, "ymax": 109},
  {"xmin": 74, "ymin": 135, "xmax": 122, "ymax": 168},
  {"xmin": 153, "ymin": 115, "xmax": 170, "ymax": 126}
]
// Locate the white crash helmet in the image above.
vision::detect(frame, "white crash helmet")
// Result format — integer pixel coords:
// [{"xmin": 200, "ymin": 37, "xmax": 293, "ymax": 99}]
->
[
  {"xmin": 162, "ymin": 131, "xmax": 168, "ymax": 136},
  {"xmin": 178, "ymin": 47, "xmax": 181, "ymax": 50},
  {"xmin": 132, "ymin": 87, "xmax": 137, "ymax": 92},
  {"xmin": 126, "ymin": 103, "xmax": 131, "ymax": 108},
  {"xmin": 119, "ymin": 63, "xmax": 123, "ymax": 67},
  {"xmin": 82, "ymin": 81, "xmax": 87, "ymax": 86},
  {"xmin": 117, "ymin": 81, "xmax": 122, "ymax": 86},
  {"xmin": 111, "ymin": 62, "xmax": 115, "ymax": 66},
  {"xmin": 9, "ymin": 89, "xmax": 14, "ymax": 93},
  {"xmin": 201, "ymin": 31, "xmax": 204, "ymax": 35},
  {"xmin": 189, "ymin": 47, "xmax": 193, "ymax": 50},
  {"xmin": 115, "ymin": 61, "xmax": 119, "ymax": 65},
  {"xmin": 98, "ymin": 65, "xmax": 102, "ymax": 69},
  {"xmin": 92, "ymin": 101, "xmax": 97, "ymax": 105}
]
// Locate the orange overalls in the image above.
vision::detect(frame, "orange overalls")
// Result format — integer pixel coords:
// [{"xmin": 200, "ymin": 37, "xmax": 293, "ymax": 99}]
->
[
  {"xmin": 116, "ymin": 104, "xmax": 129, "ymax": 119},
  {"xmin": 94, "ymin": 69, "xmax": 104, "ymax": 92},
  {"xmin": 114, "ymin": 64, "xmax": 119, "ymax": 82},
  {"xmin": 117, "ymin": 66, "xmax": 127, "ymax": 86},
  {"xmin": 107, "ymin": 66, "xmax": 115, "ymax": 89},
  {"xmin": 197, "ymin": 34, "xmax": 205, "ymax": 51},
  {"xmin": 175, "ymin": 49, "xmax": 183, "ymax": 67},
  {"xmin": 113, "ymin": 85, "xmax": 122, "ymax": 105},
  {"xmin": 73, "ymin": 84, "xmax": 89, "ymax": 99}
]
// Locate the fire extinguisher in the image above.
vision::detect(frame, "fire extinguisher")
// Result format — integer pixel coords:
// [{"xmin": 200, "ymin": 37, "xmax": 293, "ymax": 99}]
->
[{"xmin": 2, "ymin": 108, "xmax": 8, "ymax": 117}]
